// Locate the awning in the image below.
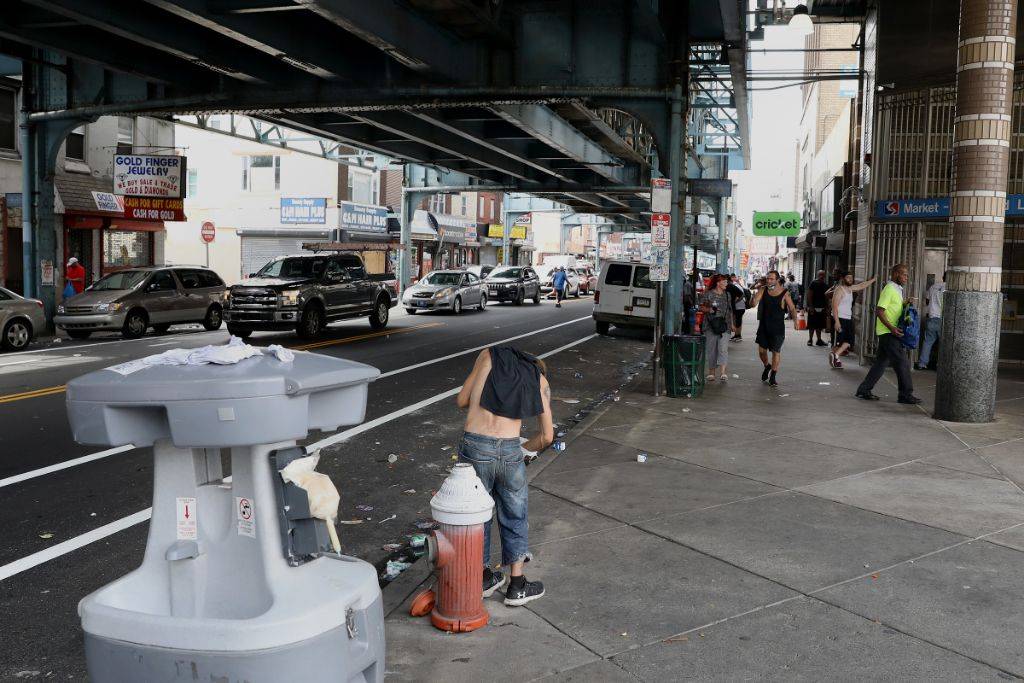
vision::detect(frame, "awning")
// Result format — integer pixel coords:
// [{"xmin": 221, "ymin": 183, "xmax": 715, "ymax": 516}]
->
[
  {"xmin": 236, "ymin": 227, "xmax": 332, "ymax": 239},
  {"xmin": 411, "ymin": 209, "xmax": 438, "ymax": 240},
  {"xmin": 54, "ymin": 172, "xmax": 123, "ymax": 218}
]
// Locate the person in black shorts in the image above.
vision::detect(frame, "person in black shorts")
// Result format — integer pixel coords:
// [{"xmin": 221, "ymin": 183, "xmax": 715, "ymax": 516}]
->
[
  {"xmin": 805, "ymin": 270, "xmax": 829, "ymax": 346},
  {"xmin": 750, "ymin": 270, "xmax": 799, "ymax": 387}
]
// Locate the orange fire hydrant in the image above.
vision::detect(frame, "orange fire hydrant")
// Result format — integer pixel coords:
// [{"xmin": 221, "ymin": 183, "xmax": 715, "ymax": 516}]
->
[{"xmin": 419, "ymin": 463, "xmax": 495, "ymax": 633}]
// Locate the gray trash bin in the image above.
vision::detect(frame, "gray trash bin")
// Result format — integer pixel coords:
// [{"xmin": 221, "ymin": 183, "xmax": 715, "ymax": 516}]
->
[{"xmin": 66, "ymin": 350, "xmax": 384, "ymax": 683}]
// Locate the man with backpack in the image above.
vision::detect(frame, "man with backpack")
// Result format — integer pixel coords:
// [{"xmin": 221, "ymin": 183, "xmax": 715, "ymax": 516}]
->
[{"xmin": 855, "ymin": 264, "xmax": 921, "ymax": 405}]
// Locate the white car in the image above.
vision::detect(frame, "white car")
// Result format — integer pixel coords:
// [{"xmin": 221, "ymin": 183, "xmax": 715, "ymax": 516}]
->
[
  {"xmin": 539, "ymin": 266, "xmax": 580, "ymax": 298},
  {"xmin": 592, "ymin": 260, "xmax": 656, "ymax": 334}
]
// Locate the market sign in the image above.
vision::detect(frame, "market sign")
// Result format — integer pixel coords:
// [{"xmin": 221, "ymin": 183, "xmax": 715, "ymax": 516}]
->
[
  {"xmin": 281, "ymin": 197, "xmax": 326, "ymax": 224},
  {"xmin": 752, "ymin": 211, "xmax": 801, "ymax": 236},
  {"xmin": 876, "ymin": 195, "xmax": 1024, "ymax": 219},
  {"xmin": 123, "ymin": 196, "xmax": 186, "ymax": 222},
  {"xmin": 113, "ymin": 154, "xmax": 185, "ymax": 199},
  {"xmin": 340, "ymin": 201, "xmax": 388, "ymax": 233}
]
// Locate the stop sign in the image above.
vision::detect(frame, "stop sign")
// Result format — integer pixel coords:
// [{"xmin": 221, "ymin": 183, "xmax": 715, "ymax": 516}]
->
[{"xmin": 200, "ymin": 221, "xmax": 216, "ymax": 243}]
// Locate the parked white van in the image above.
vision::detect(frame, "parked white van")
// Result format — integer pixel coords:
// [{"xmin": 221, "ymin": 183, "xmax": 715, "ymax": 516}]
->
[{"xmin": 592, "ymin": 260, "xmax": 656, "ymax": 335}]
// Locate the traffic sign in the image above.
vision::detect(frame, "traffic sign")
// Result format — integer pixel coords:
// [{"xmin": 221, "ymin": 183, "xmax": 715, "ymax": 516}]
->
[
  {"xmin": 201, "ymin": 221, "xmax": 216, "ymax": 243},
  {"xmin": 651, "ymin": 178, "xmax": 671, "ymax": 213},
  {"xmin": 651, "ymin": 213, "xmax": 670, "ymax": 247}
]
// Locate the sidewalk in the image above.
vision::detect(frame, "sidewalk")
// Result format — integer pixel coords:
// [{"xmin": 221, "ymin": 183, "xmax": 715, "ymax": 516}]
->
[{"xmin": 383, "ymin": 323, "xmax": 1024, "ymax": 681}]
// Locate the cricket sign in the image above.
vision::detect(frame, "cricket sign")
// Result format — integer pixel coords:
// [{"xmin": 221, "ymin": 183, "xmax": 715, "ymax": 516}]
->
[
  {"xmin": 752, "ymin": 211, "xmax": 801, "ymax": 237},
  {"xmin": 113, "ymin": 155, "xmax": 186, "ymax": 199}
]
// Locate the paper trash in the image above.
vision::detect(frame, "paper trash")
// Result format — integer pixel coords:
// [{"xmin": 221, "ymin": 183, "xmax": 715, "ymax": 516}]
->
[
  {"xmin": 279, "ymin": 453, "xmax": 342, "ymax": 553},
  {"xmin": 107, "ymin": 336, "xmax": 294, "ymax": 376}
]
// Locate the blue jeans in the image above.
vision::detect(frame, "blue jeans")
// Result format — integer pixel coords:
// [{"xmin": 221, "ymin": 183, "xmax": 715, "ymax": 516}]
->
[
  {"xmin": 918, "ymin": 316, "xmax": 941, "ymax": 366},
  {"xmin": 458, "ymin": 432, "xmax": 529, "ymax": 566}
]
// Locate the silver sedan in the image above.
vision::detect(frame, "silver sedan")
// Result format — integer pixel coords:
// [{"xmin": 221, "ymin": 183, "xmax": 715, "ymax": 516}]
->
[
  {"xmin": 1, "ymin": 286, "xmax": 47, "ymax": 351},
  {"xmin": 402, "ymin": 270, "xmax": 487, "ymax": 315}
]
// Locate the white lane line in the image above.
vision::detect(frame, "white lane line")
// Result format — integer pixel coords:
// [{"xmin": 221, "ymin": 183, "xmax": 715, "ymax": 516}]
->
[
  {"xmin": 377, "ymin": 315, "xmax": 590, "ymax": 378},
  {"xmin": 0, "ymin": 358, "xmax": 38, "ymax": 368},
  {"xmin": 0, "ymin": 332, "xmax": 599, "ymax": 582},
  {"xmin": 0, "ymin": 316, "xmax": 594, "ymax": 487},
  {"xmin": 4, "ymin": 329, "xmax": 226, "ymax": 357},
  {"xmin": 0, "ymin": 445, "xmax": 136, "ymax": 489},
  {"xmin": 0, "ymin": 509, "xmax": 153, "ymax": 582}
]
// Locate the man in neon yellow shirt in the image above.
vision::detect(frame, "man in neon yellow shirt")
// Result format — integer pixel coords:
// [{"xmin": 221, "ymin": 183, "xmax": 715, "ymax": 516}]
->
[{"xmin": 856, "ymin": 264, "xmax": 921, "ymax": 404}]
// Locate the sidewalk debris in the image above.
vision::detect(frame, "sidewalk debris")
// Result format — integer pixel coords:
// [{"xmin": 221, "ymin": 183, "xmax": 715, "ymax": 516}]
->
[
  {"xmin": 561, "ymin": 398, "xmax": 581, "ymax": 404},
  {"xmin": 387, "ymin": 453, "xmax": 399, "ymax": 464},
  {"xmin": 415, "ymin": 520, "xmax": 439, "ymax": 530},
  {"xmin": 38, "ymin": 532, "xmax": 54, "ymax": 540},
  {"xmin": 338, "ymin": 519, "xmax": 364, "ymax": 525},
  {"xmin": 552, "ymin": 441, "xmax": 566, "ymax": 452},
  {"xmin": 384, "ymin": 560, "xmax": 412, "ymax": 579},
  {"xmin": 637, "ymin": 453, "xmax": 648, "ymax": 463},
  {"xmin": 356, "ymin": 505, "xmax": 374, "ymax": 512},
  {"xmin": 410, "ymin": 534, "xmax": 427, "ymax": 548},
  {"xmin": 377, "ymin": 514, "xmax": 397, "ymax": 524},
  {"xmin": 573, "ymin": 372, "xmax": 584, "ymax": 379},
  {"xmin": 403, "ymin": 489, "xmax": 417, "ymax": 495},
  {"xmin": 818, "ymin": 381, "xmax": 831, "ymax": 386},
  {"xmin": 382, "ymin": 543, "xmax": 402, "ymax": 552},
  {"xmin": 732, "ymin": 374, "xmax": 739, "ymax": 379}
]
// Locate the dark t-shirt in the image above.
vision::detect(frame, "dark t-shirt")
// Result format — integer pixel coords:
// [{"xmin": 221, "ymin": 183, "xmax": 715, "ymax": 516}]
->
[{"xmin": 807, "ymin": 280, "xmax": 828, "ymax": 309}]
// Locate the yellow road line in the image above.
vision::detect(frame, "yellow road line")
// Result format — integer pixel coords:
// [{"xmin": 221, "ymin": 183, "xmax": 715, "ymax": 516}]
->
[
  {"xmin": 0, "ymin": 385, "xmax": 67, "ymax": 404},
  {"xmin": 291, "ymin": 322, "xmax": 443, "ymax": 351},
  {"xmin": 0, "ymin": 323, "xmax": 443, "ymax": 404}
]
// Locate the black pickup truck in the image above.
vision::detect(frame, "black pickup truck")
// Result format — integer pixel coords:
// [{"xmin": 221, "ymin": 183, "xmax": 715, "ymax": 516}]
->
[{"xmin": 223, "ymin": 252, "xmax": 398, "ymax": 339}]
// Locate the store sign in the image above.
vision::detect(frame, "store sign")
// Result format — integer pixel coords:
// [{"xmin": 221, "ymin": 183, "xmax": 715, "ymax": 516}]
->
[
  {"xmin": 91, "ymin": 191, "xmax": 123, "ymax": 213},
  {"xmin": 113, "ymin": 154, "xmax": 185, "ymax": 198},
  {"xmin": 687, "ymin": 178, "xmax": 733, "ymax": 198},
  {"xmin": 487, "ymin": 224, "xmax": 504, "ymax": 238},
  {"xmin": 877, "ymin": 195, "xmax": 1024, "ymax": 219},
  {"xmin": 466, "ymin": 225, "xmax": 478, "ymax": 241},
  {"xmin": 486, "ymin": 223, "xmax": 528, "ymax": 240},
  {"xmin": 340, "ymin": 201, "xmax": 388, "ymax": 233},
  {"xmin": 752, "ymin": 211, "xmax": 801, "ymax": 236},
  {"xmin": 281, "ymin": 197, "xmax": 327, "ymax": 224},
  {"xmin": 123, "ymin": 196, "xmax": 186, "ymax": 221}
]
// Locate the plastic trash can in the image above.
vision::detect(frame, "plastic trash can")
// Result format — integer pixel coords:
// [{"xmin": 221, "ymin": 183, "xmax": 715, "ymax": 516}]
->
[
  {"xmin": 66, "ymin": 351, "xmax": 384, "ymax": 682},
  {"xmin": 662, "ymin": 334, "xmax": 706, "ymax": 398}
]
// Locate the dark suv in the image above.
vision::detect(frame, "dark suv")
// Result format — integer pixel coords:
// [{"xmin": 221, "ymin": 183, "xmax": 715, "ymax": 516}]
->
[
  {"xmin": 223, "ymin": 253, "xmax": 398, "ymax": 339},
  {"xmin": 484, "ymin": 266, "xmax": 541, "ymax": 305}
]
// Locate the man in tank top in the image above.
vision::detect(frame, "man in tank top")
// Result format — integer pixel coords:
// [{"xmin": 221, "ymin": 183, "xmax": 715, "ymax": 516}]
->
[
  {"xmin": 829, "ymin": 270, "xmax": 875, "ymax": 368},
  {"xmin": 750, "ymin": 270, "xmax": 799, "ymax": 387}
]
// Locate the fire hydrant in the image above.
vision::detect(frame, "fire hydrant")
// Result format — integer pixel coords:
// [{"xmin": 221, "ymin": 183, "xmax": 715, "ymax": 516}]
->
[{"xmin": 419, "ymin": 463, "xmax": 494, "ymax": 633}]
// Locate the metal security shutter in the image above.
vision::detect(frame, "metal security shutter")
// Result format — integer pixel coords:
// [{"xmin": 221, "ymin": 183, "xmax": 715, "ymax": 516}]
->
[
  {"xmin": 240, "ymin": 236, "xmax": 308, "ymax": 278},
  {"xmin": 859, "ymin": 222, "xmax": 923, "ymax": 361}
]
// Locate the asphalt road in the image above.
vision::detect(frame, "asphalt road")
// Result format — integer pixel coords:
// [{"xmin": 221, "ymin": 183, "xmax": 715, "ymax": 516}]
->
[{"xmin": 0, "ymin": 294, "xmax": 654, "ymax": 679}]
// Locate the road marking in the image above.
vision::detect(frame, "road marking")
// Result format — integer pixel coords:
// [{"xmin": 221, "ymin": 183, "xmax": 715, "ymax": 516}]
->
[
  {"xmin": 0, "ymin": 509, "xmax": 153, "ymax": 582},
  {"xmin": 0, "ymin": 384, "xmax": 66, "ymax": 404},
  {"xmin": 0, "ymin": 332, "xmax": 599, "ymax": 582},
  {"xmin": 378, "ymin": 315, "xmax": 591, "ymax": 378},
  {"xmin": 0, "ymin": 358, "xmax": 38, "ymax": 368},
  {"xmin": 291, "ymin": 322, "xmax": 443, "ymax": 351},
  {"xmin": 2, "ymin": 328, "xmax": 225, "ymax": 357},
  {"xmin": 0, "ymin": 317, "xmax": 591, "ymax": 485},
  {"xmin": 0, "ymin": 445, "xmax": 136, "ymax": 489}
]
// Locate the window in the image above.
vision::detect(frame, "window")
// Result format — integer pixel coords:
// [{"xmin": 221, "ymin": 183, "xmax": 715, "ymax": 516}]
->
[
  {"xmin": 116, "ymin": 117, "xmax": 134, "ymax": 155},
  {"xmin": 198, "ymin": 270, "xmax": 224, "ymax": 288},
  {"xmin": 0, "ymin": 88, "xmax": 15, "ymax": 151},
  {"xmin": 242, "ymin": 155, "xmax": 280, "ymax": 191},
  {"xmin": 66, "ymin": 126, "xmax": 86, "ymax": 161},
  {"xmin": 632, "ymin": 266, "xmax": 653, "ymax": 289},
  {"xmin": 460, "ymin": 195, "xmax": 468, "ymax": 215},
  {"xmin": 147, "ymin": 270, "xmax": 177, "ymax": 292},
  {"xmin": 347, "ymin": 170, "xmax": 373, "ymax": 204},
  {"xmin": 103, "ymin": 231, "xmax": 151, "ymax": 268},
  {"xmin": 177, "ymin": 270, "xmax": 203, "ymax": 289},
  {"xmin": 478, "ymin": 197, "xmax": 484, "ymax": 217},
  {"xmin": 604, "ymin": 263, "xmax": 632, "ymax": 287},
  {"xmin": 187, "ymin": 168, "xmax": 198, "ymax": 197},
  {"xmin": 339, "ymin": 254, "xmax": 365, "ymax": 278}
]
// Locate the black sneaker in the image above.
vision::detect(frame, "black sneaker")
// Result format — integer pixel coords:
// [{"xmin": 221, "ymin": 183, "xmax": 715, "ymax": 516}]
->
[
  {"xmin": 483, "ymin": 568, "xmax": 507, "ymax": 598},
  {"xmin": 768, "ymin": 370, "xmax": 778, "ymax": 387},
  {"xmin": 856, "ymin": 391, "xmax": 881, "ymax": 401},
  {"xmin": 806, "ymin": 340, "xmax": 813, "ymax": 346},
  {"xmin": 815, "ymin": 340, "xmax": 827, "ymax": 347},
  {"xmin": 761, "ymin": 365, "xmax": 771, "ymax": 383},
  {"xmin": 504, "ymin": 577, "xmax": 545, "ymax": 606},
  {"xmin": 898, "ymin": 396, "xmax": 923, "ymax": 405}
]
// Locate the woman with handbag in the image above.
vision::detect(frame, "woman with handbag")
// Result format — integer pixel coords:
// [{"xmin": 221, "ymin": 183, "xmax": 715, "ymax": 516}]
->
[{"xmin": 700, "ymin": 274, "xmax": 736, "ymax": 382}]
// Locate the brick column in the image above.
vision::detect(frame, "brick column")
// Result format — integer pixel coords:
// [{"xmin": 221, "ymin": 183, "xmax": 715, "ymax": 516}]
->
[{"xmin": 935, "ymin": 0, "xmax": 1018, "ymax": 422}]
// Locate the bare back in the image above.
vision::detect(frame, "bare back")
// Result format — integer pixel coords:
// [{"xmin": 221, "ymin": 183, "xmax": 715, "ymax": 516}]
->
[{"xmin": 458, "ymin": 350, "xmax": 553, "ymax": 441}]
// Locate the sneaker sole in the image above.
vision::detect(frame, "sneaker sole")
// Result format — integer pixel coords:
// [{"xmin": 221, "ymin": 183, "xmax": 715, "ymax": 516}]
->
[
  {"xmin": 504, "ymin": 589, "xmax": 545, "ymax": 607},
  {"xmin": 483, "ymin": 575, "xmax": 508, "ymax": 598}
]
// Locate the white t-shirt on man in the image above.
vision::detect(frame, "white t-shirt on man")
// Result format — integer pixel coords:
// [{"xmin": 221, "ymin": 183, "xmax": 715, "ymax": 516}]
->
[{"xmin": 926, "ymin": 281, "xmax": 945, "ymax": 318}]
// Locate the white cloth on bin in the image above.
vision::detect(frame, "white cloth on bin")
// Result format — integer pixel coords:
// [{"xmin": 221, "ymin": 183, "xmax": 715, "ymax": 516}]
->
[
  {"xmin": 280, "ymin": 452, "xmax": 342, "ymax": 553},
  {"xmin": 141, "ymin": 336, "xmax": 294, "ymax": 368}
]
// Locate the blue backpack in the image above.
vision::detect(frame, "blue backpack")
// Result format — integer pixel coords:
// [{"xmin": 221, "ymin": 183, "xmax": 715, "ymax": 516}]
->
[{"xmin": 899, "ymin": 304, "xmax": 920, "ymax": 349}]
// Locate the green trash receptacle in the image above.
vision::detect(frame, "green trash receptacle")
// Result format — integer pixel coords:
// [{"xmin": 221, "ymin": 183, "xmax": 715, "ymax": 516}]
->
[{"xmin": 662, "ymin": 334, "xmax": 705, "ymax": 398}]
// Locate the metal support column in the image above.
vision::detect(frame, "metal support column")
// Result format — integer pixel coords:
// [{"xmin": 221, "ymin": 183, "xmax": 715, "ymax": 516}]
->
[
  {"xmin": 661, "ymin": 82, "xmax": 686, "ymax": 335},
  {"xmin": 717, "ymin": 198, "xmax": 728, "ymax": 274},
  {"xmin": 399, "ymin": 174, "xmax": 415, "ymax": 293},
  {"xmin": 19, "ymin": 110, "xmax": 34, "ymax": 299},
  {"xmin": 501, "ymin": 199, "xmax": 511, "ymax": 266}
]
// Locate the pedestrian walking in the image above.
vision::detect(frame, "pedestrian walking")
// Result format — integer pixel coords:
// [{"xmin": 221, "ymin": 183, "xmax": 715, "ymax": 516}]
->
[
  {"xmin": 65, "ymin": 257, "xmax": 86, "ymax": 294},
  {"xmin": 785, "ymin": 273, "xmax": 801, "ymax": 316},
  {"xmin": 915, "ymin": 276, "xmax": 945, "ymax": 371},
  {"xmin": 727, "ymin": 274, "xmax": 747, "ymax": 342},
  {"xmin": 552, "ymin": 267, "xmax": 567, "ymax": 308},
  {"xmin": 805, "ymin": 270, "xmax": 829, "ymax": 347},
  {"xmin": 750, "ymin": 270, "xmax": 798, "ymax": 387},
  {"xmin": 855, "ymin": 264, "xmax": 922, "ymax": 404},
  {"xmin": 456, "ymin": 345, "xmax": 554, "ymax": 605},
  {"xmin": 700, "ymin": 274, "xmax": 736, "ymax": 382},
  {"xmin": 829, "ymin": 271, "xmax": 876, "ymax": 368}
]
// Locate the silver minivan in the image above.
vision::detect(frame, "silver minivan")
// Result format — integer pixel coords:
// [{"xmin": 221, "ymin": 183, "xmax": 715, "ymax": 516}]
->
[{"xmin": 55, "ymin": 266, "xmax": 226, "ymax": 339}]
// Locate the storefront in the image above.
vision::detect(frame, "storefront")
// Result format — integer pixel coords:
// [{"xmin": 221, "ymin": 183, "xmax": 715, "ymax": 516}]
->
[
  {"xmin": 338, "ymin": 201, "xmax": 397, "ymax": 275},
  {"xmin": 409, "ymin": 210, "xmax": 477, "ymax": 277}
]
